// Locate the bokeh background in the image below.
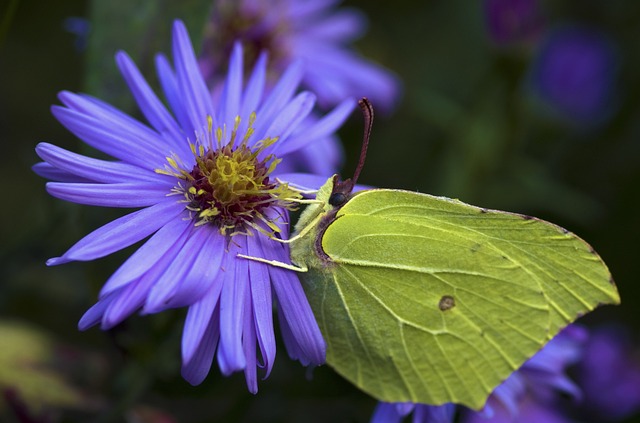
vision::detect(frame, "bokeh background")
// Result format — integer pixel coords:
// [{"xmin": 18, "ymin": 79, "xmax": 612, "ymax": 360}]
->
[{"xmin": 1, "ymin": 0, "xmax": 639, "ymax": 421}]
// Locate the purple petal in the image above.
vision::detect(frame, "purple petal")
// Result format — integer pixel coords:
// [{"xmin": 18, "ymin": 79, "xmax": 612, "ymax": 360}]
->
[
  {"xmin": 58, "ymin": 91, "xmax": 158, "ymax": 140},
  {"xmin": 262, "ymin": 240, "xmax": 325, "ymax": 365},
  {"xmin": 302, "ymin": 68, "xmax": 344, "ymax": 106},
  {"xmin": 182, "ymin": 280, "xmax": 225, "ymax": 364},
  {"xmin": 47, "ymin": 199, "xmax": 184, "ymax": 266},
  {"xmin": 172, "ymin": 20, "xmax": 215, "ymax": 135},
  {"xmin": 278, "ymin": 98, "xmax": 355, "ymax": 156},
  {"xmin": 277, "ymin": 302, "xmax": 309, "ymax": 365},
  {"xmin": 297, "ymin": 44, "xmax": 400, "ymax": 111},
  {"xmin": 218, "ymin": 42, "xmax": 243, "ymax": 128},
  {"xmin": 370, "ymin": 403, "xmax": 404, "ymax": 423},
  {"xmin": 463, "ymin": 396, "xmax": 571, "ymax": 423},
  {"xmin": 490, "ymin": 372, "xmax": 526, "ymax": 418},
  {"xmin": 246, "ymin": 235, "xmax": 276, "ymax": 378},
  {"xmin": 32, "ymin": 162, "xmax": 91, "ymax": 183},
  {"xmin": 242, "ymin": 288, "xmax": 258, "ymax": 394},
  {"xmin": 261, "ymin": 92, "xmax": 316, "ymax": 158},
  {"xmin": 302, "ymin": 9, "xmax": 366, "ymax": 42},
  {"xmin": 46, "ymin": 181, "xmax": 169, "ymax": 207},
  {"xmin": 168, "ymin": 228, "xmax": 226, "ymax": 306},
  {"xmin": 115, "ymin": 51, "xmax": 190, "ymax": 157},
  {"xmin": 526, "ymin": 324, "xmax": 587, "ymax": 373},
  {"xmin": 78, "ymin": 290, "xmax": 119, "ymax": 330},
  {"xmin": 35, "ymin": 142, "xmax": 161, "ymax": 184},
  {"xmin": 415, "ymin": 403, "xmax": 457, "ymax": 423},
  {"xmin": 156, "ymin": 54, "xmax": 192, "ymax": 138},
  {"xmin": 253, "ymin": 61, "xmax": 304, "ymax": 141},
  {"xmin": 275, "ymin": 133, "xmax": 343, "ymax": 176},
  {"xmin": 101, "ymin": 274, "xmax": 156, "ymax": 329},
  {"xmin": 218, "ymin": 238, "xmax": 249, "ymax": 375},
  {"xmin": 578, "ymin": 325, "xmax": 640, "ymax": 420},
  {"xmin": 526, "ymin": 371, "xmax": 581, "ymax": 400},
  {"xmin": 182, "ymin": 306, "xmax": 221, "ymax": 385},
  {"xmin": 58, "ymin": 91, "xmax": 179, "ymax": 156},
  {"xmin": 240, "ymin": 51, "xmax": 267, "ymax": 119},
  {"xmin": 287, "ymin": 0, "xmax": 341, "ymax": 18},
  {"xmin": 100, "ymin": 218, "xmax": 192, "ymax": 295},
  {"xmin": 52, "ymin": 106, "xmax": 167, "ymax": 169},
  {"xmin": 143, "ymin": 226, "xmax": 224, "ymax": 313}
]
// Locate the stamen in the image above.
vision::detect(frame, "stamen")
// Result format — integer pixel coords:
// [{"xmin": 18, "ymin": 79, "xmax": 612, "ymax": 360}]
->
[{"xmin": 156, "ymin": 114, "xmax": 301, "ymax": 238}]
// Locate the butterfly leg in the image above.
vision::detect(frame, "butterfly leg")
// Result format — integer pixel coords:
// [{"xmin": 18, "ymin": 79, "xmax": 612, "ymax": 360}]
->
[
  {"xmin": 271, "ymin": 210, "xmax": 325, "ymax": 245},
  {"xmin": 236, "ymin": 253, "xmax": 309, "ymax": 272},
  {"xmin": 275, "ymin": 178, "xmax": 320, "ymax": 196}
]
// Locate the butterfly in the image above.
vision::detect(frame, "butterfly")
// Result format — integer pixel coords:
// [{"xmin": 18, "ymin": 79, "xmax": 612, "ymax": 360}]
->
[{"xmin": 245, "ymin": 99, "xmax": 619, "ymax": 409}]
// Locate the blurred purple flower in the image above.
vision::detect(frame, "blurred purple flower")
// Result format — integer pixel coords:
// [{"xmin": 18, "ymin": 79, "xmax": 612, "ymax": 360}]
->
[
  {"xmin": 576, "ymin": 325, "xmax": 640, "ymax": 421},
  {"xmin": 530, "ymin": 26, "xmax": 619, "ymax": 125},
  {"xmin": 370, "ymin": 325, "xmax": 587, "ymax": 423},
  {"xmin": 371, "ymin": 402, "xmax": 455, "ymax": 423},
  {"xmin": 34, "ymin": 20, "xmax": 357, "ymax": 392},
  {"xmin": 200, "ymin": 0, "xmax": 401, "ymax": 112},
  {"xmin": 63, "ymin": 17, "xmax": 90, "ymax": 52},
  {"xmin": 461, "ymin": 324, "xmax": 586, "ymax": 422},
  {"xmin": 484, "ymin": 0, "xmax": 544, "ymax": 46}
]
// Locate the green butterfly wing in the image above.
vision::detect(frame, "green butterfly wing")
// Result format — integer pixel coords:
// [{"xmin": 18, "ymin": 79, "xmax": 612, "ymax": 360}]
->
[{"xmin": 291, "ymin": 184, "xmax": 619, "ymax": 409}]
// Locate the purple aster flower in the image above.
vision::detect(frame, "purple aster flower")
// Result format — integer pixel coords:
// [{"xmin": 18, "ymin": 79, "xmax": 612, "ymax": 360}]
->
[
  {"xmin": 530, "ymin": 26, "xmax": 619, "ymax": 125},
  {"xmin": 576, "ymin": 325, "xmax": 640, "ymax": 421},
  {"xmin": 370, "ymin": 325, "xmax": 587, "ymax": 423},
  {"xmin": 33, "ymin": 20, "xmax": 356, "ymax": 392},
  {"xmin": 483, "ymin": 0, "xmax": 544, "ymax": 46},
  {"xmin": 200, "ymin": 0, "xmax": 401, "ymax": 113}
]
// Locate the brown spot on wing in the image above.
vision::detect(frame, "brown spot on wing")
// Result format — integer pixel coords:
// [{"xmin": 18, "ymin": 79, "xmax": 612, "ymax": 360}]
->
[{"xmin": 439, "ymin": 295, "xmax": 456, "ymax": 311}]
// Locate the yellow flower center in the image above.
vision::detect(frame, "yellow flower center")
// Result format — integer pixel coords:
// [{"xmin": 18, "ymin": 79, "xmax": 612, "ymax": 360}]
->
[{"xmin": 158, "ymin": 114, "xmax": 301, "ymax": 236}]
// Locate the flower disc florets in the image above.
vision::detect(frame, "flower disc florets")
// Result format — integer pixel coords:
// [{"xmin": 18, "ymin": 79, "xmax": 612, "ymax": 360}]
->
[
  {"xmin": 161, "ymin": 115, "xmax": 301, "ymax": 236},
  {"xmin": 204, "ymin": 2, "xmax": 289, "ymax": 77}
]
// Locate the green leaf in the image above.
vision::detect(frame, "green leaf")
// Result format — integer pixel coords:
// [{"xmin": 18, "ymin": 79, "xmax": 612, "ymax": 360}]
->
[{"xmin": 290, "ymin": 177, "xmax": 619, "ymax": 409}]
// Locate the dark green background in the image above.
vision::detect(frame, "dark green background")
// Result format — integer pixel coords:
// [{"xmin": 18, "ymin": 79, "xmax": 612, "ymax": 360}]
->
[{"xmin": 1, "ymin": 0, "xmax": 638, "ymax": 422}]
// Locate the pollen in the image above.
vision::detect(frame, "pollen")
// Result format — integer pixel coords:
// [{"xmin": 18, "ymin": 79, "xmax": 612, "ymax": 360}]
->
[{"xmin": 159, "ymin": 114, "xmax": 301, "ymax": 236}]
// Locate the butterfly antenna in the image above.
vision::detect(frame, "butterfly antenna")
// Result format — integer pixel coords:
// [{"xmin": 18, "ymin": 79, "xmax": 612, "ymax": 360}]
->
[
  {"xmin": 330, "ymin": 98, "xmax": 374, "ymax": 206},
  {"xmin": 351, "ymin": 98, "xmax": 374, "ymax": 188}
]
